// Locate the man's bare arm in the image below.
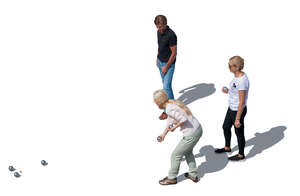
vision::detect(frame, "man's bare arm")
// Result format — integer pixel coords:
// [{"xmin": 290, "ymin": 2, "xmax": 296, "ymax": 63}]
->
[{"xmin": 165, "ymin": 45, "xmax": 177, "ymax": 69}]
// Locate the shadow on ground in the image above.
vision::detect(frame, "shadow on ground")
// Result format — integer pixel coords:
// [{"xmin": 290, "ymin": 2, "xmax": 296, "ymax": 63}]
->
[{"xmin": 177, "ymin": 126, "xmax": 287, "ymax": 183}]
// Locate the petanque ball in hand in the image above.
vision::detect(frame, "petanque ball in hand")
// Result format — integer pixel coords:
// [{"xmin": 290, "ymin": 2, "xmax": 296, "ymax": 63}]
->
[{"xmin": 157, "ymin": 136, "xmax": 161, "ymax": 141}]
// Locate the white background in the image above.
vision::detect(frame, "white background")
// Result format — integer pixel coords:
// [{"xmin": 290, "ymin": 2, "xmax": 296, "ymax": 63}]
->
[{"xmin": 1, "ymin": 0, "xmax": 299, "ymax": 195}]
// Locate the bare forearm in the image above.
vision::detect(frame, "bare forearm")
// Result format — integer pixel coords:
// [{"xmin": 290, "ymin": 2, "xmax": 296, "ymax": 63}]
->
[
  {"xmin": 174, "ymin": 122, "xmax": 183, "ymax": 129},
  {"xmin": 162, "ymin": 128, "xmax": 170, "ymax": 136},
  {"xmin": 169, "ymin": 122, "xmax": 184, "ymax": 132},
  {"xmin": 236, "ymin": 91, "xmax": 246, "ymax": 121},
  {"xmin": 236, "ymin": 102, "xmax": 245, "ymax": 120},
  {"xmin": 165, "ymin": 52, "xmax": 176, "ymax": 68}
]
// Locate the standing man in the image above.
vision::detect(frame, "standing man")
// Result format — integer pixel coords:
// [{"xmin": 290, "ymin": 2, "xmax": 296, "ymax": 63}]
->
[{"xmin": 155, "ymin": 15, "xmax": 177, "ymax": 120}]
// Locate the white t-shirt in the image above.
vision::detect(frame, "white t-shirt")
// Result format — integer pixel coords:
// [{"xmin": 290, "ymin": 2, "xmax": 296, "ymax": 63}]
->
[
  {"xmin": 165, "ymin": 103, "xmax": 200, "ymax": 136},
  {"xmin": 228, "ymin": 73, "xmax": 250, "ymax": 111}
]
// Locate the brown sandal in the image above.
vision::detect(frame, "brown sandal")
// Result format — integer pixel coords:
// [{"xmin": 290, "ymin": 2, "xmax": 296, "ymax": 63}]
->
[
  {"xmin": 159, "ymin": 177, "xmax": 177, "ymax": 185},
  {"xmin": 184, "ymin": 173, "xmax": 199, "ymax": 183},
  {"xmin": 159, "ymin": 112, "xmax": 168, "ymax": 120}
]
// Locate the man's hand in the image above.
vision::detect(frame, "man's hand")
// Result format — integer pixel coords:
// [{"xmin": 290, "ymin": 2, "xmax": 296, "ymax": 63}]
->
[
  {"xmin": 162, "ymin": 65, "xmax": 168, "ymax": 75},
  {"xmin": 161, "ymin": 45, "xmax": 176, "ymax": 75}
]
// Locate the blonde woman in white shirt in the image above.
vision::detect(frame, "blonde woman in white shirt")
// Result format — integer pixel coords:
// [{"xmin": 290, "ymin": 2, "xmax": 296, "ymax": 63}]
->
[
  {"xmin": 154, "ymin": 89, "xmax": 203, "ymax": 185},
  {"xmin": 215, "ymin": 56, "xmax": 250, "ymax": 161}
]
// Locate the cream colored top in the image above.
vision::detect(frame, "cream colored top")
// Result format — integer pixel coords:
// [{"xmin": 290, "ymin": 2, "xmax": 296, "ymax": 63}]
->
[{"xmin": 165, "ymin": 103, "xmax": 200, "ymax": 136}]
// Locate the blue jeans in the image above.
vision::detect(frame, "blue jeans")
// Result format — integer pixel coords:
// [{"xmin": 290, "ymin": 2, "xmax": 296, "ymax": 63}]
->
[{"xmin": 157, "ymin": 59, "xmax": 175, "ymax": 101}]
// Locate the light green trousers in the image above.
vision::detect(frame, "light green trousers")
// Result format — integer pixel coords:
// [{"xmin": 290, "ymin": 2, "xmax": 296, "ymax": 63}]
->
[{"xmin": 168, "ymin": 126, "xmax": 202, "ymax": 179}]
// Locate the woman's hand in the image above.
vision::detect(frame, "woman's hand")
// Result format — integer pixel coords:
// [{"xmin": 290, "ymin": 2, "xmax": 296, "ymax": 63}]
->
[
  {"xmin": 234, "ymin": 119, "xmax": 241, "ymax": 128},
  {"xmin": 222, "ymin": 87, "xmax": 229, "ymax": 94},
  {"xmin": 158, "ymin": 133, "xmax": 166, "ymax": 142},
  {"xmin": 168, "ymin": 124, "xmax": 175, "ymax": 132}
]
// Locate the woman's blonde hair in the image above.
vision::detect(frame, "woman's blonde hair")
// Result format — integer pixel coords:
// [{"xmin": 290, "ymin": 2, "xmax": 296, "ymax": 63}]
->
[
  {"xmin": 153, "ymin": 89, "xmax": 192, "ymax": 115},
  {"xmin": 229, "ymin": 56, "xmax": 244, "ymax": 71}
]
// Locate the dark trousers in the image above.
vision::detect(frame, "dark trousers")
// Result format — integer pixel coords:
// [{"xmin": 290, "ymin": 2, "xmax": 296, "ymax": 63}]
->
[{"xmin": 222, "ymin": 106, "xmax": 247, "ymax": 155}]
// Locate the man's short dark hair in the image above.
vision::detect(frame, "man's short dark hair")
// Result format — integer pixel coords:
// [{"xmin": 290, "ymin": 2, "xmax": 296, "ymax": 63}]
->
[{"xmin": 154, "ymin": 15, "xmax": 167, "ymax": 25}]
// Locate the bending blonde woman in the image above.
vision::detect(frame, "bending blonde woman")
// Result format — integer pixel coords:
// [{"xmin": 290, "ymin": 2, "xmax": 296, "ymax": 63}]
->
[{"xmin": 153, "ymin": 89, "xmax": 203, "ymax": 185}]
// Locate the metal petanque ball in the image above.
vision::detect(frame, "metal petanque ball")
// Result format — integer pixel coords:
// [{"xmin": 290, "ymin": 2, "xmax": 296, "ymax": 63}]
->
[
  {"xmin": 41, "ymin": 160, "xmax": 48, "ymax": 166},
  {"xmin": 9, "ymin": 166, "xmax": 16, "ymax": 172},
  {"xmin": 14, "ymin": 172, "xmax": 21, "ymax": 178},
  {"xmin": 157, "ymin": 136, "xmax": 161, "ymax": 141}
]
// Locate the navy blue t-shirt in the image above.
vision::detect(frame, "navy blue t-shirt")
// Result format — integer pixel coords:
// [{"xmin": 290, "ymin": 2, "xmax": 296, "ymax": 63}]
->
[{"xmin": 157, "ymin": 26, "xmax": 177, "ymax": 63}]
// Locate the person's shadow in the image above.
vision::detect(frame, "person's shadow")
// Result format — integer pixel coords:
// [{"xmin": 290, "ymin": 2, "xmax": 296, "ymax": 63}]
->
[
  {"xmin": 177, "ymin": 145, "xmax": 228, "ymax": 182},
  {"xmin": 177, "ymin": 126, "xmax": 287, "ymax": 183},
  {"xmin": 177, "ymin": 83, "xmax": 216, "ymax": 105},
  {"xmin": 231, "ymin": 126, "xmax": 287, "ymax": 159}
]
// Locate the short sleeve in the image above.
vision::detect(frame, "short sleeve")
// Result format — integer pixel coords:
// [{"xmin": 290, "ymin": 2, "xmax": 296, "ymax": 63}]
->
[
  {"xmin": 167, "ymin": 109, "xmax": 187, "ymax": 123},
  {"xmin": 169, "ymin": 33, "xmax": 177, "ymax": 47},
  {"xmin": 238, "ymin": 78, "xmax": 248, "ymax": 91}
]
